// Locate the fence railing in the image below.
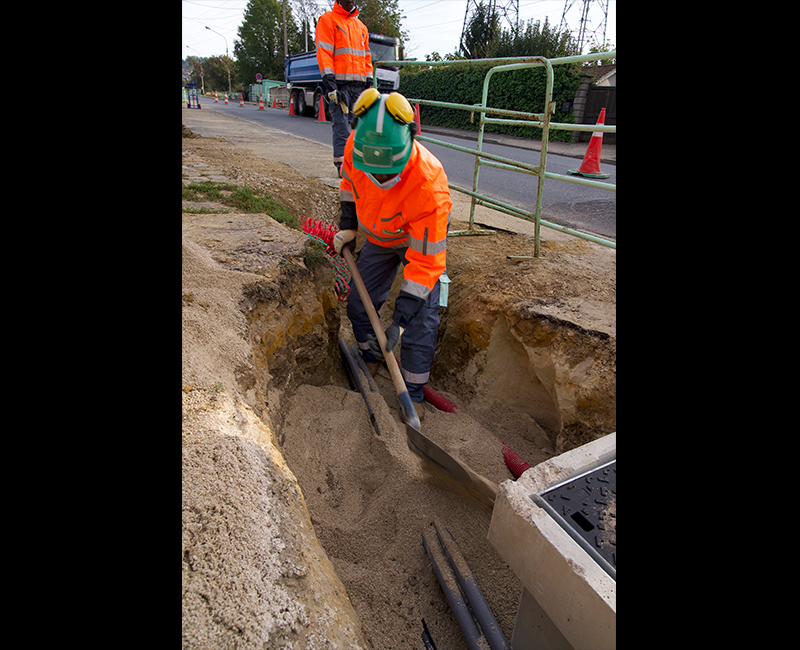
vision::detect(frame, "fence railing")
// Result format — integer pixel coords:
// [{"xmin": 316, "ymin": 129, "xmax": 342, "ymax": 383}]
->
[{"xmin": 381, "ymin": 51, "xmax": 616, "ymax": 256}]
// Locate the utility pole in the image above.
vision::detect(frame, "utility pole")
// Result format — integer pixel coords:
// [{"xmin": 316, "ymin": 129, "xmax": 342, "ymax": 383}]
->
[
  {"xmin": 283, "ymin": 0, "xmax": 288, "ymax": 58},
  {"xmin": 205, "ymin": 26, "xmax": 231, "ymax": 94}
]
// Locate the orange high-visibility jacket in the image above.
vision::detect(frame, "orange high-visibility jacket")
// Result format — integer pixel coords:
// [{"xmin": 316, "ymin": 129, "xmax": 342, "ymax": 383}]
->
[
  {"xmin": 315, "ymin": 4, "xmax": 372, "ymax": 84},
  {"xmin": 340, "ymin": 135, "xmax": 452, "ymax": 301}
]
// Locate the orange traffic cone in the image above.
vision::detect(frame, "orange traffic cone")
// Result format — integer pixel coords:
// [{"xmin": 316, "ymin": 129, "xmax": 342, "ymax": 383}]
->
[
  {"xmin": 288, "ymin": 94, "xmax": 296, "ymax": 116},
  {"xmin": 214, "ymin": 91, "xmax": 219, "ymax": 103},
  {"xmin": 413, "ymin": 103, "xmax": 422, "ymax": 134},
  {"xmin": 224, "ymin": 92, "xmax": 229, "ymax": 104},
  {"xmin": 568, "ymin": 108, "xmax": 610, "ymax": 179},
  {"xmin": 239, "ymin": 92, "xmax": 244, "ymax": 107},
  {"xmin": 271, "ymin": 96, "xmax": 277, "ymax": 108},
  {"xmin": 258, "ymin": 93, "xmax": 265, "ymax": 110},
  {"xmin": 316, "ymin": 95, "xmax": 329, "ymax": 123}
]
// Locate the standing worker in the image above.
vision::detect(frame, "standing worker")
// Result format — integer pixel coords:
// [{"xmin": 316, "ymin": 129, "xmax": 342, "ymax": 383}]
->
[
  {"xmin": 315, "ymin": 0, "xmax": 374, "ymax": 177},
  {"xmin": 333, "ymin": 90, "xmax": 452, "ymax": 423}
]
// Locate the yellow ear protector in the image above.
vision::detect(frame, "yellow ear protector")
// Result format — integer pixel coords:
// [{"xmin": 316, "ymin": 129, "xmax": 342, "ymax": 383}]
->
[
  {"xmin": 352, "ymin": 87, "xmax": 381, "ymax": 118},
  {"xmin": 351, "ymin": 89, "xmax": 418, "ymax": 136}
]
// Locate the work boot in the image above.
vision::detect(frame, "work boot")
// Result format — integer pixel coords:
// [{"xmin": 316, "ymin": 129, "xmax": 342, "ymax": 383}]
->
[
  {"xmin": 400, "ymin": 400, "xmax": 425, "ymax": 426},
  {"xmin": 365, "ymin": 360, "xmax": 382, "ymax": 378},
  {"xmin": 413, "ymin": 400, "xmax": 425, "ymax": 423}
]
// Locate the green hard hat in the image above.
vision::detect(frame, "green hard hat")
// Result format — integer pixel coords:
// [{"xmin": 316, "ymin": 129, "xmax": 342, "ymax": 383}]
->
[{"xmin": 352, "ymin": 91, "xmax": 414, "ymax": 175}]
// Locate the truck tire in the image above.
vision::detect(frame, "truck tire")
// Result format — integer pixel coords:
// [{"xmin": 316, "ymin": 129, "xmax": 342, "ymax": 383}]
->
[
  {"xmin": 295, "ymin": 90, "xmax": 307, "ymax": 117},
  {"xmin": 313, "ymin": 91, "xmax": 322, "ymax": 119}
]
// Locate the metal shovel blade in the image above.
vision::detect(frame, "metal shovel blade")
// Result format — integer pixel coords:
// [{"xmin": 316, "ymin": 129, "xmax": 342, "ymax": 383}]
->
[{"xmin": 405, "ymin": 422, "xmax": 472, "ymax": 484}]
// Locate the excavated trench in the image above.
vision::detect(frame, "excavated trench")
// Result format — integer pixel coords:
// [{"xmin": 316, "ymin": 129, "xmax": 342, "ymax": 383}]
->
[
  {"xmin": 181, "ymin": 198, "xmax": 615, "ymax": 650},
  {"xmin": 181, "ymin": 120, "xmax": 615, "ymax": 648},
  {"xmin": 231, "ymin": 238, "xmax": 615, "ymax": 650}
]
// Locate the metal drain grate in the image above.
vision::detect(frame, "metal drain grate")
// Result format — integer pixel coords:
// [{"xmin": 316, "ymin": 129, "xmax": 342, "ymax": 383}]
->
[{"xmin": 533, "ymin": 459, "xmax": 616, "ymax": 580}]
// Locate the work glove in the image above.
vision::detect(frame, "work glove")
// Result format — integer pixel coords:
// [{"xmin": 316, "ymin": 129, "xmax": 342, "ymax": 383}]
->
[
  {"xmin": 367, "ymin": 323, "xmax": 404, "ymax": 360},
  {"xmin": 322, "ymin": 74, "xmax": 337, "ymax": 94},
  {"xmin": 333, "ymin": 229, "xmax": 357, "ymax": 256},
  {"xmin": 328, "ymin": 88, "xmax": 349, "ymax": 114}
]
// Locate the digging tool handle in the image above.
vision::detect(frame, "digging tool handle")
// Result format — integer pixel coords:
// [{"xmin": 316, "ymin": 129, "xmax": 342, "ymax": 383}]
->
[{"xmin": 342, "ymin": 247, "xmax": 420, "ymax": 430}]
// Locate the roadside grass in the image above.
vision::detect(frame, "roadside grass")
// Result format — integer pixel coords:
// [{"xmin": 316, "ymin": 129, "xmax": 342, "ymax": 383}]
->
[{"xmin": 182, "ymin": 180, "xmax": 300, "ymax": 230}]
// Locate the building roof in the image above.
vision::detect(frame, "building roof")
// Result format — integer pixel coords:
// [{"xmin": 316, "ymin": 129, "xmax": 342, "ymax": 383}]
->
[{"xmin": 581, "ymin": 64, "xmax": 616, "ymax": 83}]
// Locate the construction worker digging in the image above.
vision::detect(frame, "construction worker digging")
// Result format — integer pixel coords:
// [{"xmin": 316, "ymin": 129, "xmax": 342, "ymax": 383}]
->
[
  {"xmin": 315, "ymin": 0, "xmax": 374, "ymax": 177},
  {"xmin": 334, "ymin": 89, "xmax": 452, "ymax": 424}
]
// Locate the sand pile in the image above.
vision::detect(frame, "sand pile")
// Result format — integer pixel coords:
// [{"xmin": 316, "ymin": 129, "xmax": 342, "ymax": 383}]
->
[{"xmin": 278, "ymin": 353, "xmax": 553, "ymax": 648}]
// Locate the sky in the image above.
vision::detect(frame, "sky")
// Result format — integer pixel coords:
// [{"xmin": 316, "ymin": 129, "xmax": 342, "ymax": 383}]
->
[{"xmin": 182, "ymin": 0, "xmax": 615, "ymax": 64}]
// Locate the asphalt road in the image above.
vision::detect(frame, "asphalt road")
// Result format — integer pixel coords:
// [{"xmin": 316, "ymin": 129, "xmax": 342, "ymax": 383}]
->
[{"xmin": 196, "ymin": 96, "xmax": 616, "ymax": 241}]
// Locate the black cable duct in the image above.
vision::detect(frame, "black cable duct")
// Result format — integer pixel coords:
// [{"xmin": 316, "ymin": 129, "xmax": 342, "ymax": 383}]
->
[
  {"xmin": 338, "ymin": 337, "xmax": 381, "ymax": 436},
  {"xmin": 422, "ymin": 521, "xmax": 511, "ymax": 650}
]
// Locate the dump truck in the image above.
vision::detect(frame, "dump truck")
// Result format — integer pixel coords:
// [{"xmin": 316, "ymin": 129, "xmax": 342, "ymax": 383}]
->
[{"xmin": 285, "ymin": 33, "xmax": 402, "ymax": 118}]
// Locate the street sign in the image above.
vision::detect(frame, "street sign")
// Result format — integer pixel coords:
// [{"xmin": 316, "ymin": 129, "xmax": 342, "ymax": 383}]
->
[{"xmin": 256, "ymin": 73, "xmax": 262, "ymax": 81}]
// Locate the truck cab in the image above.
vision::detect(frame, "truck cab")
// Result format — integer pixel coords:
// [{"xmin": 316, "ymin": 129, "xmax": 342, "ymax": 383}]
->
[{"xmin": 367, "ymin": 33, "xmax": 401, "ymax": 92}]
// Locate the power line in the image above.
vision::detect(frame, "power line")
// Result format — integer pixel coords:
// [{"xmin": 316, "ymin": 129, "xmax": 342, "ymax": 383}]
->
[
  {"xmin": 407, "ymin": 19, "xmax": 464, "ymax": 32},
  {"xmin": 182, "ymin": 0, "xmax": 248, "ymax": 6}
]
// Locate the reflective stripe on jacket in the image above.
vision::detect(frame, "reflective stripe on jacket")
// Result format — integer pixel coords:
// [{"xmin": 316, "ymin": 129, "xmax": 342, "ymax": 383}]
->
[
  {"xmin": 340, "ymin": 135, "xmax": 452, "ymax": 300},
  {"xmin": 315, "ymin": 5, "xmax": 372, "ymax": 83}
]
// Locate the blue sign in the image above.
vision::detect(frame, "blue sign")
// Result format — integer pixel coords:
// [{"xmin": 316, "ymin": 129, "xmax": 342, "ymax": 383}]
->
[{"xmin": 256, "ymin": 73, "xmax": 262, "ymax": 81}]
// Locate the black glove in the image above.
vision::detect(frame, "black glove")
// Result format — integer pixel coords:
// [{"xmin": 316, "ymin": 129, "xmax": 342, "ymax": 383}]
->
[
  {"xmin": 322, "ymin": 74, "xmax": 337, "ymax": 94},
  {"xmin": 384, "ymin": 322, "xmax": 402, "ymax": 350},
  {"xmin": 367, "ymin": 323, "xmax": 403, "ymax": 360},
  {"xmin": 339, "ymin": 89, "xmax": 350, "ymax": 112},
  {"xmin": 365, "ymin": 75, "xmax": 374, "ymax": 89}
]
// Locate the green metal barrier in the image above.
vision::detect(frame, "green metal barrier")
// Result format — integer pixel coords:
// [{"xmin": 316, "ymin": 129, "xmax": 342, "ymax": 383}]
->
[{"xmin": 383, "ymin": 51, "xmax": 616, "ymax": 256}]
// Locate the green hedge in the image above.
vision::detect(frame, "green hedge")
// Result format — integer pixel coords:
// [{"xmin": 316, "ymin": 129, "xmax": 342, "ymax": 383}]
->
[{"xmin": 399, "ymin": 62, "xmax": 581, "ymax": 142}]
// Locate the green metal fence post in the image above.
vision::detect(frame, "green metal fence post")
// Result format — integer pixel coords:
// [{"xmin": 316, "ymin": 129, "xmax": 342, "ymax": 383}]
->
[{"xmin": 388, "ymin": 52, "xmax": 615, "ymax": 251}]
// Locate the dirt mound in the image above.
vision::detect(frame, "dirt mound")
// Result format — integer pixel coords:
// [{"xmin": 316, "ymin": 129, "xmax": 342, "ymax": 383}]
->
[{"xmin": 280, "ymin": 379, "xmax": 541, "ymax": 649}]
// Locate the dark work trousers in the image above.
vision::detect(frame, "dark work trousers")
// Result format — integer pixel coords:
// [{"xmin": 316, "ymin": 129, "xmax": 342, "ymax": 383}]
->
[
  {"xmin": 330, "ymin": 81, "xmax": 366, "ymax": 172},
  {"xmin": 347, "ymin": 240, "xmax": 442, "ymax": 402}
]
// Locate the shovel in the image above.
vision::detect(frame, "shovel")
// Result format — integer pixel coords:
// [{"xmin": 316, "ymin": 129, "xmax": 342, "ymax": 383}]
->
[{"xmin": 342, "ymin": 247, "xmax": 494, "ymax": 493}]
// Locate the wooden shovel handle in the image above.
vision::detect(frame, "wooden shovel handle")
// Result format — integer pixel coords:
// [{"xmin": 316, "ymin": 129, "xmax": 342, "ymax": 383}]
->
[{"xmin": 342, "ymin": 248, "xmax": 419, "ymax": 427}]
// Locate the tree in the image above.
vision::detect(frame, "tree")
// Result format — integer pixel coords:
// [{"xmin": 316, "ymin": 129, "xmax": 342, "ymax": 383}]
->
[
  {"xmin": 587, "ymin": 41, "xmax": 616, "ymax": 66},
  {"xmin": 292, "ymin": 0, "xmax": 323, "ymax": 52},
  {"xmin": 492, "ymin": 17, "xmax": 578, "ymax": 59},
  {"xmin": 425, "ymin": 51, "xmax": 464, "ymax": 62},
  {"xmin": 459, "ymin": 10, "xmax": 578, "ymax": 61},
  {"xmin": 202, "ymin": 55, "xmax": 237, "ymax": 93},
  {"xmin": 354, "ymin": 0, "xmax": 406, "ymax": 41},
  {"xmin": 235, "ymin": 0, "xmax": 302, "ymax": 82},
  {"xmin": 460, "ymin": 3, "xmax": 501, "ymax": 59},
  {"xmin": 184, "ymin": 56, "xmax": 206, "ymax": 87}
]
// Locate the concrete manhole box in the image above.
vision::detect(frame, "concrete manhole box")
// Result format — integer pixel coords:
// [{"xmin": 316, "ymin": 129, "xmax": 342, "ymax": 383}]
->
[{"xmin": 534, "ymin": 459, "xmax": 616, "ymax": 581}]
